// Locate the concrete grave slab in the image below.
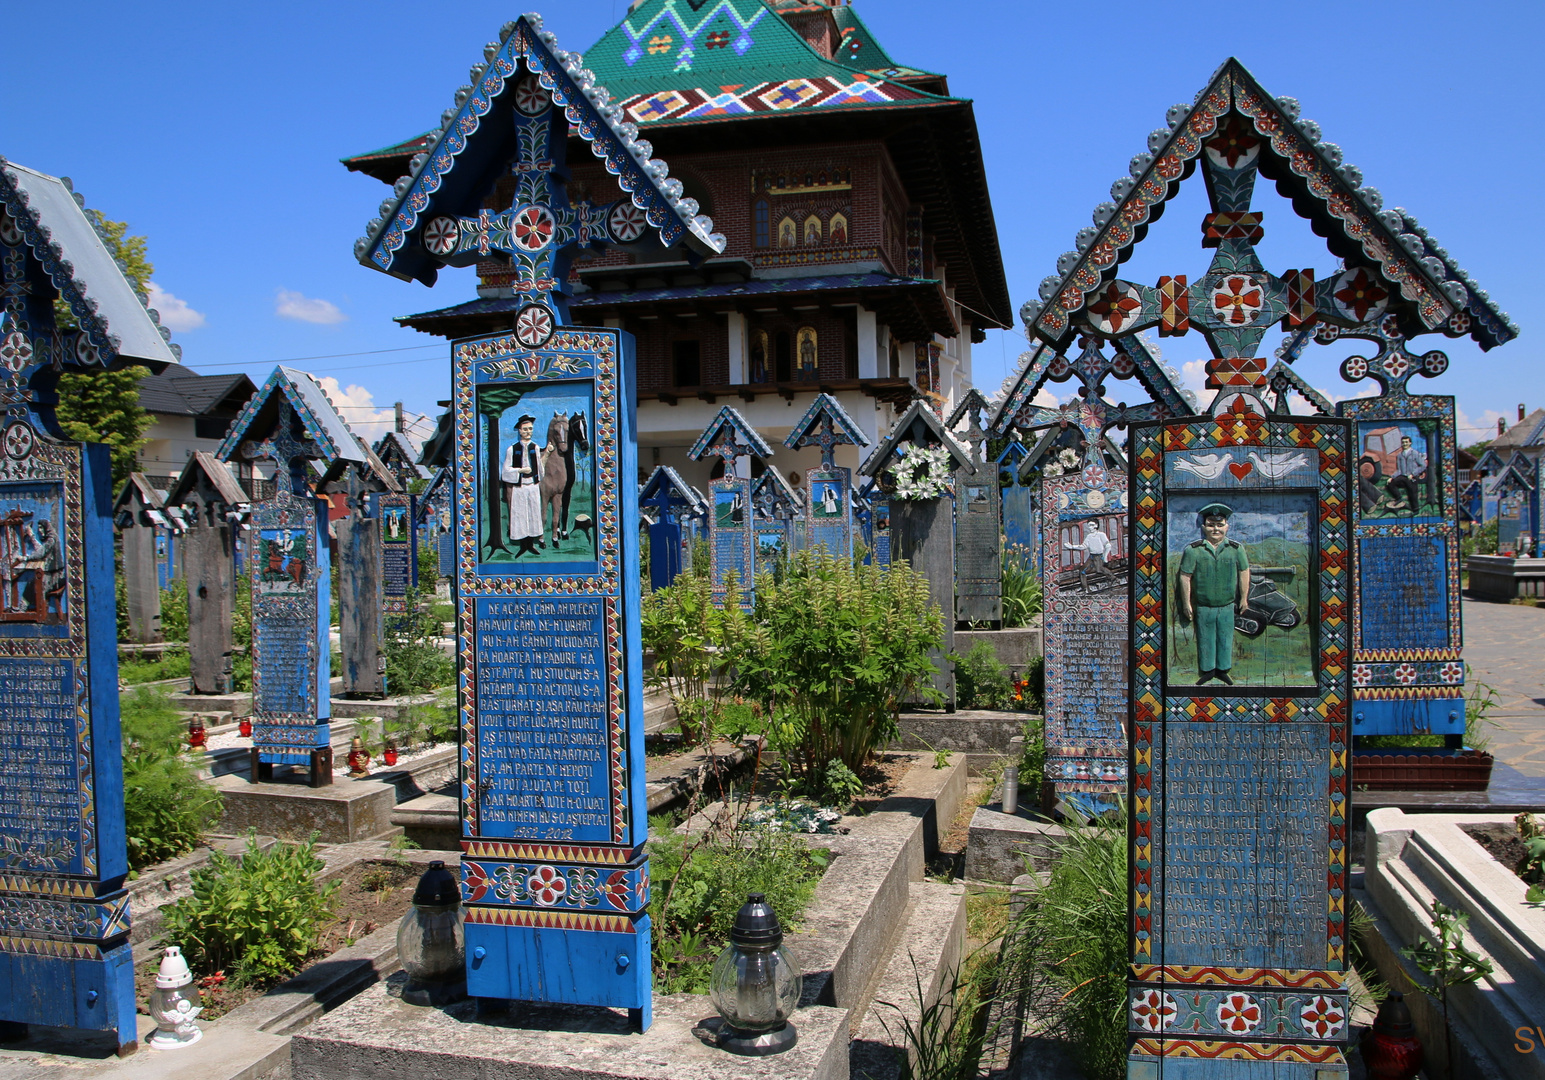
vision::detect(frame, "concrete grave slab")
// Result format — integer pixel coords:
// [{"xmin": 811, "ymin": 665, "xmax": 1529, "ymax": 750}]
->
[{"xmin": 291, "ymin": 979, "xmax": 850, "ymax": 1080}]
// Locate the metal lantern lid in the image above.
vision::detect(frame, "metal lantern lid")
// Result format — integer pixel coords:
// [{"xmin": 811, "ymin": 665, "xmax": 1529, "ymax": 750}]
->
[
  {"xmin": 1372, "ymin": 991, "xmax": 1415, "ymax": 1037},
  {"xmin": 412, "ymin": 860, "xmax": 459, "ymax": 907},
  {"xmin": 729, "ymin": 893, "xmax": 782, "ymax": 950}
]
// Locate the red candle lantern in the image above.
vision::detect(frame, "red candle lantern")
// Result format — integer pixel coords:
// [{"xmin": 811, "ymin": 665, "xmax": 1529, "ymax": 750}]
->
[
  {"xmin": 347, "ymin": 736, "xmax": 371, "ymax": 778},
  {"xmin": 1361, "ymin": 991, "xmax": 1423, "ymax": 1080},
  {"xmin": 238, "ymin": 717, "xmax": 252, "ymax": 738},
  {"xmin": 187, "ymin": 716, "xmax": 207, "ymax": 749},
  {"xmin": 383, "ymin": 739, "xmax": 399, "ymax": 767}
]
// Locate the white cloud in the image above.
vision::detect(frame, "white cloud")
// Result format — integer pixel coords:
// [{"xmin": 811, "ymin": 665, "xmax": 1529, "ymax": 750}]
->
[
  {"xmin": 316, "ymin": 377, "xmax": 421, "ymax": 449},
  {"xmin": 1456, "ymin": 405, "xmax": 1507, "ymax": 447},
  {"xmin": 275, "ymin": 289, "xmax": 347, "ymax": 325},
  {"xmin": 1179, "ymin": 359, "xmax": 1210, "ymax": 401},
  {"xmin": 145, "ymin": 281, "xmax": 205, "ymax": 331},
  {"xmin": 1032, "ymin": 387, "xmax": 1059, "ymax": 407}
]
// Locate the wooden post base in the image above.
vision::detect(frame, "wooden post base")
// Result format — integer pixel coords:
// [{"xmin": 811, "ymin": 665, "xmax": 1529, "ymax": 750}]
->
[
  {"xmin": 0, "ymin": 1020, "xmax": 26, "ymax": 1042},
  {"xmin": 248, "ymin": 746, "xmax": 333, "ymax": 787}
]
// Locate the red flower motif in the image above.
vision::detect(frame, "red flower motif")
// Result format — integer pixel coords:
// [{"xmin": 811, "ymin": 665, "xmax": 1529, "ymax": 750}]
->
[
  {"xmin": 1131, "ymin": 989, "xmax": 1176, "ymax": 1032},
  {"xmin": 1300, "ymin": 995, "xmax": 1346, "ymax": 1039},
  {"xmin": 1333, "ymin": 268, "xmax": 1389, "ymax": 322},
  {"xmin": 527, "ymin": 864, "xmax": 568, "ymax": 907},
  {"xmin": 1210, "ymin": 275, "xmax": 1264, "ymax": 326},
  {"xmin": 1087, "ymin": 282, "xmax": 1143, "ymax": 332},
  {"xmin": 1204, "ymin": 116, "xmax": 1261, "ymax": 169},
  {"xmin": 1393, "ymin": 663, "xmax": 1418, "ymax": 686},
  {"xmin": 1216, "ymin": 991, "xmax": 1261, "ymax": 1034}
]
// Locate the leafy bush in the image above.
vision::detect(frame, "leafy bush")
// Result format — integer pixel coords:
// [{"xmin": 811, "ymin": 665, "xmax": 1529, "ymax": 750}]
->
[
  {"xmin": 1011, "ymin": 654, "xmax": 1045, "ymax": 713},
  {"xmin": 999, "ymin": 813, "xmax": 1129, "ymax": 1080},
  {"xmin": 820, "ymin": 758, "xmax": 864, "ymax": 808},
  {"xmin": 159, "ymin": 832, "xmax": 339, "ymax": 984},
  {"xmin": 1019, "ymin": 713, "xmax": 1048, "ymax": 796},
  {"xmin": 417, "ymin": 537, "xmax": 440, "ymax": 584},
  {"xmin": 956, "ymin": 641, "xmax": 1011, "ymax": 710},
  {"xmin": 383, "ymin": 581, "xmax": 454, "ymax": 694},
  {"xmin": 1001, "ymin": 543, "xmax": 1043, "ymax": 628},
  {"xmin": 159, "ymin": 578, "xmax": 189, "ymax": 642},
  {"xmin": 648, "ymin": 823, "xmax": 826, "ymax": 994},
  {"xmin": 1462, "ymin": 516, "xmax": 1498, "ymax": 557},
  {"xmin": 640, "ymin": 567, "xmax": 749, "ymax": 743},
  {"xmin": 120, "ymin": 686, "xmax": 222, "ymax": 869},
  {"xmin": 232, "ymin": 572, "xmax": 252, "ymax": 649},
  {"xmin": 389, "ymin": 686, "xmax": 459, "ymax": 749},
  {"xmin": 739, "ymin": 550, "xmax": 942, "ymax": 776}
]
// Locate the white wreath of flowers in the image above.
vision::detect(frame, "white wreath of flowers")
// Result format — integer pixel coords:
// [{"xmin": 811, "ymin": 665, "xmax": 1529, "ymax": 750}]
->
[{"xmin": 891, "ymin": 444, "xmax": 954, "ymax": 501}]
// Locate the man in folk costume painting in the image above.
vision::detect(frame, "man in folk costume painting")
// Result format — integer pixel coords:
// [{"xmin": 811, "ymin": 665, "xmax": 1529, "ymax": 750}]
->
[{"xmin": 502, "ymin": 413, "xmax": 545, "ymax": 555}]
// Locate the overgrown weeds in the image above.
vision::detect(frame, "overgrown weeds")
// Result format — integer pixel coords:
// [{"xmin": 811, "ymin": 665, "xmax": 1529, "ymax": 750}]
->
[
  {"xmin": 159, "ymin": 831, "xmax": 338, "ymax": 985},
  {"xmin": 120, "ymin": 686, "xmax": 222, "ymax": 869}
]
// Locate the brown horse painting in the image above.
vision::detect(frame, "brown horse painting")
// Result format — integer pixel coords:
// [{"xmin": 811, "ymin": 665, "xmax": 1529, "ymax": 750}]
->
[{"xmin": 540, "ymin": 412, "xmax": 590, "ymax": 545}]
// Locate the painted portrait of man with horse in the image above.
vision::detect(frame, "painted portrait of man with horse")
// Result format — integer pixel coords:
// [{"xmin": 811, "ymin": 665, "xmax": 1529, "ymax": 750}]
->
[{"xmin": 478, "ymin": 381, "xmax": 596, "ymax": 567}]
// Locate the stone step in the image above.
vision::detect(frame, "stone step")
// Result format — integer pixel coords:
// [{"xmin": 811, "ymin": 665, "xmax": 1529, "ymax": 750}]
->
[
  {"xmin": 892, "ymin": 709, "xmax": 1031, "ymax": 773},
  {"xmin": 965, "ymin": 803, "xmax": 1068, "ymax": 884},
  {"xmin": 850, "ymin": 880, "xmax": 969, "ymax": 1080}
]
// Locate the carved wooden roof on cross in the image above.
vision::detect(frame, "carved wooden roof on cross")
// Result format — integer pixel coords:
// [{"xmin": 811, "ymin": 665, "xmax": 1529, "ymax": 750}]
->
[
  {"xmin": 783, "ymin": 392, "xmax": 868, "ymax": 468},
  {"xmin": 1017, "ymin": 61, "xmax": 1517, "ymax": 416},
  {"xmin": 353, "ymin": 14, "xmax": 723, "ymax": 349},
  {"xmin": 687, "ymin": 406, "xmax": 772, "ymax": 470},
  {"xmin": 239, "ymin": 401, "xmax": 321, "ymax": 497},
  {"xmin": 947, "ymin": 389, "xmax": 992, "ymax": 466},
  {"xmin": 990, "ymin": 337, "xmax": 1192, "ymax": 466}
]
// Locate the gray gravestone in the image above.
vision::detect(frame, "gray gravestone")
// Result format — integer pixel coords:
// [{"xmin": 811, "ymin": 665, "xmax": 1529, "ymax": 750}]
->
[
  {"xmin": 337, "ymin": 510, "xmax": 384, "ymax": 697},
  {"xmin": 112, "ymin": 474, "xmax": 167, "ymax": 645},
  {"xmin": 168, "ymin": 452, "xmax": 250, "ymax": 696},
  {"xmin": 949, "ymin": 391, "xmax": 1002, "ymax": 627},
  {"xmin": 861, "ymin": 401, "xmax": 974, "ymax": 709}
]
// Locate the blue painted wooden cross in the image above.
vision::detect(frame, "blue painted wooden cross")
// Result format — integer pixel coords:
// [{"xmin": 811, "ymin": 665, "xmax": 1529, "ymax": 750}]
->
[
  {"xmin": 784, "ymin": 392, "xmax": 868, "ymax": 560},
  {"xmin": 688, "ymin": 406, "xmax": 770, "ymax": 608},
  {"xmin": 352, "ymin": 14, "xmax": 721, "ymax": 1029},
  {"xmin": 0, "ymin": 159, "xmax": 183, "ymax": 1055},
  {"xmin": 638, "ymin": 466, "xmax": 704, "ymax": 590},
  {"xmin": 220, "ymin": 367, "xmax": 365, "ymax": 786},
  {"xmin": 1012, "ymin": 57, "xmax": 1513, "ymax": 1075}
]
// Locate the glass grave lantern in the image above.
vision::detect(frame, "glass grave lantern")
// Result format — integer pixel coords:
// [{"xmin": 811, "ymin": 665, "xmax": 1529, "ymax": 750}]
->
[
  {"xmin": 709, "ymin": 893, "xmax": 803, "ymax": 1055},
  {"xmin": 148, "ymin": 946, "xmax": 204, "ymax": 1049},
  {"xmin": 397, "ymin": 860, "xmax": 465, "ymax": 1005}
]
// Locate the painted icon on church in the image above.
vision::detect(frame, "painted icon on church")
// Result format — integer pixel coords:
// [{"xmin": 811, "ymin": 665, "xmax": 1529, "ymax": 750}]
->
[
  {"xmin": 1355, "ymin": 418, "xmax": 1443, "ymax": 522},
  {"xmin": 476, "ymin": 381, "xmax": 596, "ymax": 570},
  {"xmin": 796, "ymin": 326, "xmax": 818, "ymax": 380},
  {"xmin": 1166, "ymin": 492, "xmax": 1315, "ymax": 690}
]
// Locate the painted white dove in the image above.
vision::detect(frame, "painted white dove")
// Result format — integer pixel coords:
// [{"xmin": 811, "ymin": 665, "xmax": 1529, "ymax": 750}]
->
[
  {"xmin": 1247, "ymin": 450, "xmax": 1310, "ymax": 480},
  {"xmin": 1173, "ymin": 452, "xmax": 1231, "ymax": 480}
]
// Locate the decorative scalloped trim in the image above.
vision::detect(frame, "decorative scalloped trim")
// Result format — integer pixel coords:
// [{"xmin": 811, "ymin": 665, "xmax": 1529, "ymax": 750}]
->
[
  {"xmin": 782, "ymin": 390, "xmax": 869, "ymax": 450},
  {"xmin": 686, "ymin": 404, "xmax": 773, "ymax": 460},
  {"xmin": 357, "ymin": 15, "xmax": 724, "ymax": 281}
]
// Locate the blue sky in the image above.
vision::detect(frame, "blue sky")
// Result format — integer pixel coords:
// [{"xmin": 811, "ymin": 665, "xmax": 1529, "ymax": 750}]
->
[{"xmin": 3, "ymin": 1, "xmax": 1539, "ymax": 449}]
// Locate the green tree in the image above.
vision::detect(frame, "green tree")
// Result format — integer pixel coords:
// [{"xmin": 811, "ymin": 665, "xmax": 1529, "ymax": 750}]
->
[{"xmin": 52, "ymin": 212, "xmax": 155, "ymax": 489}]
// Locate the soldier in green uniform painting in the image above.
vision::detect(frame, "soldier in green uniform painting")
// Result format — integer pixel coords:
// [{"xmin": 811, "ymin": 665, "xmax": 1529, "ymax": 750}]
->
[{"xmin": 1176, "ymin": 502, "xmax": 1250, "ymax": 685}]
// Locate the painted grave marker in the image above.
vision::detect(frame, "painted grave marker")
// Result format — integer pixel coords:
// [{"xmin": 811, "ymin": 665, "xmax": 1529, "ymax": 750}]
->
[
  {"xmin": 639, "ymin": 466, "xmax": 704, "ymax": 590},
  {"xmin": 167, "ymin": 452, "xmax": 249, "ymax": 695},
  {"xmin": 112, "ymin": 474, "xmax": 169, "ymax": 644},
  {"xmin": 688, "ymin": 406, "xmax": 770, "ymax": 607},
  {"xmin": 0, "ymin": 158, "xmax": 186, "ymax": 1054},
  {"xmin": 751, "ymin": 465, "xmax": 800, "ymax": 566},
  {"xmin": 220, "ymin": 366, "xmax": 366, "ymax": 785},
  {"xmin": 950, "ymin": 390, "xmax": 1002, "ymax": 626},
  {"xmin": 326, "ymin": 447, "xmax": 402, "ymax": 699},
  {"xmin": 784, "ymin": 392, "xmax": 868, "ymax": 560},
  {"xmin": 860, "ymin": 400, "xmax": 973, "ymax": 706},
  {"xmin": 997, "ymin": 435, "xmax": 1035, "ymax": 555},
  {"xmin": 1016, "ymin": 58, "xmax": 1514, "ymax": 1076},
  {"xmin": 350, "ymin": 12, "xmax": 721, "ymax": 1028},
  {"xmin": 991, "ymin": 338, "xmax": 1190, "ymax": 811},
  {"xmin": 417, "ymin": 466, "xmax": 455, "ymax": 579}
]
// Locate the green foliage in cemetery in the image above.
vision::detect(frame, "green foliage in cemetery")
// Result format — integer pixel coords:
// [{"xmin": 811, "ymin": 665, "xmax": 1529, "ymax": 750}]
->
[
  {"xmin": 1402, "ymin": 899, "xmax": 1495, "ymax": 1080},
  {"xmin": 119, "ymin": 686, "xmax": 222, "ymax": 869},
  {"xmin": 647, "ymin": 819, "xmax": 825, "ymax": 995},
  {"xmin": 159, "ymin": 577, "xmax": 189, "ymax": 642},
  {"xmin": 383, "ymin": 580, "xmax": 455, "ymax": 694},
  {"xmin": 233, "ymin": 571, "xmax": 252, "ymax": 649},
  {"xmin": 640, "ymin": 567, "xmax": 750, "ymax": 743},
  {"xmin": 740, "ymin": 549, "xmax": 943, "ymax": 776},
  {"xmin": 1000, "ymin": 542, "xmax": 1043, "ymax": 628},
  {"xmin": 1019, "ymin": 713, "xmax": 1048, "ymax": 796},
  {"xmin": 1462, "ymin": 516, "xmax": 1498, "ymax": 557},
  {"xmin": 955, "ymin": 641, "xmax": 1012, "ymax": 710},
  {"xmin": 819, "ymin": 757, "xmax": 864, "ymax": 808},
  {"xmin": 117, "ymin": 649, "xmax": 190, "ymax": 685},
  {"xmin": 417, "ymin": 536, "xmax": 440, "ymax": 583},
  {"xmin": 159, "ymin": 831, "xmax": 339, "ymax": 985},
  {"xmin": 998, "ymin": 812, "xmax": 1129, "ymax": 1080}
]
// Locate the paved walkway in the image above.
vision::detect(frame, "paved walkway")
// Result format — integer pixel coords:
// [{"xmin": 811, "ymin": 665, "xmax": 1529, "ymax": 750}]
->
[{"xmin": 1462, "ymin": 598, "xmax": 1545, "ymax": 776}]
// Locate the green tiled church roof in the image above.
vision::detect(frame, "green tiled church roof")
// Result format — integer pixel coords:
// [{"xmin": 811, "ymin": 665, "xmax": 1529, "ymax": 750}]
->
[
  {"xmin": 585, "ymin": 0, "xmax": 954, "ymax": 127},
  {"xmin": 829, "ymin": 4, "xmax": 942, "ymax": 81}
]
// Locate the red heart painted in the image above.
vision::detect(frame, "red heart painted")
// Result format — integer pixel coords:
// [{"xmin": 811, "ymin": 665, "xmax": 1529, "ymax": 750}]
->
[{"xmin": 1228, "ymin": 461, "xmax": 1253, "ymax": 480}]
